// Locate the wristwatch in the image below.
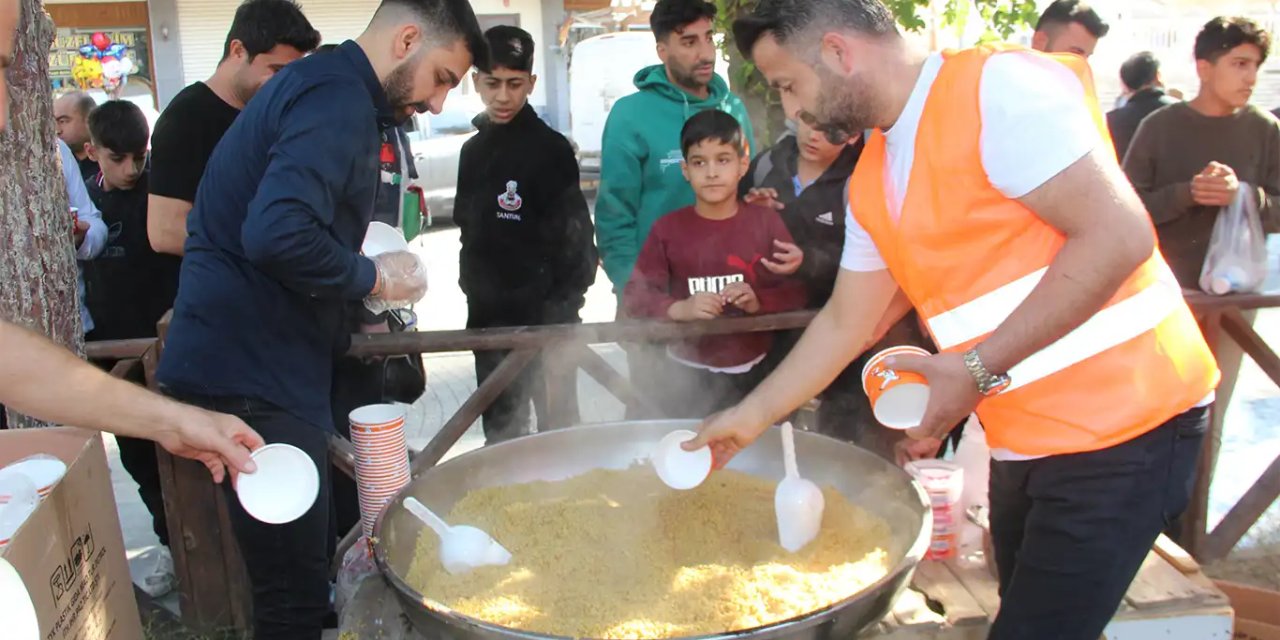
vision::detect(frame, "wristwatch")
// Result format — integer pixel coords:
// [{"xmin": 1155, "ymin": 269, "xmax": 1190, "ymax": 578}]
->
[{"xmin": 963, "ymin": 349, "xmax": 1011, "ymax": 396}]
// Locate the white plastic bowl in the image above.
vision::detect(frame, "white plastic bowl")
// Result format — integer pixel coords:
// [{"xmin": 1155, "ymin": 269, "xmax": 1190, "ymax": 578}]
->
[
  {"xmin": 362, "ymin": 221, "xmax": 409, "ymax": 257},
  {"xmin": 2, "ymin": 457, "xmax": 67, "ymax": 495},
  {"xmin": 651, "ymin": 429, "xmax": 713, "ymax": 490},
  {"xmin": 236, "ymin": 444, "xmax": 320, "ymax": 524},
  {"xmin": 0, "ymin": 558, "xmax": 39, "ymax": 640}
]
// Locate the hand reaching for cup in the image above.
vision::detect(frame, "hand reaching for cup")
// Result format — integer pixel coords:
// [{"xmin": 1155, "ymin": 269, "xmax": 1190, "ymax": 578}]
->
[{"xmin": 369, "ymin": 251, "xmax": 428, "ymax": 311}]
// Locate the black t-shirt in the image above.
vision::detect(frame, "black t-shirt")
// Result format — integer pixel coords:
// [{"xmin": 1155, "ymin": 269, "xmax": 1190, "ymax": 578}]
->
[
  {"xmin": 76, "ymin": 156, "xmax": 100, "ymax": 182},
  {"xmin": 149, "ymin": 82, "xmax": 240, "ymax": 202}
]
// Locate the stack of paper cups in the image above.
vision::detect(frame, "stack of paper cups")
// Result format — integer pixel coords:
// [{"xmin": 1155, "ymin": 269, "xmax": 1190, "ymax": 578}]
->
[
  {"xmin": 905, "ymin": 459, "xmax": 964, "ymax": 561},
  {"xmin": 349, "ymin": 404, "xmax": 412, "ymax": 538}
]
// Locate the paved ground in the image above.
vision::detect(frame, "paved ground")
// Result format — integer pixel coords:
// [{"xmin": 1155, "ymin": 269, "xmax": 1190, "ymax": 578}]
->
[{"xmin": 109, "ymin": 224, "xmax": 1280, "ymax": 633}]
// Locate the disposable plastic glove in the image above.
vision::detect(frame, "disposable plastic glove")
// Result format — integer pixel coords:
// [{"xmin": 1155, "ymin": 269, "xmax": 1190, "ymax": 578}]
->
[{"xmin": 366, "ymin": 251, "xmax": 427, "ymax": 313}]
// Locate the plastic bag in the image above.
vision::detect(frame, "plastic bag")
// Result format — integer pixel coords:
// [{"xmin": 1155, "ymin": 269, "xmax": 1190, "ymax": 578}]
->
[
  {"xmin": 365, "ymin": 252, "xmax": 428, "ymax": 314},
  {"xmin": 1199, "ymin": 184, "xmax": 1268, "ymax": 295},
  {"xmin": 335, "ymin": 535, "xmax": 379, "ymax": 614}
]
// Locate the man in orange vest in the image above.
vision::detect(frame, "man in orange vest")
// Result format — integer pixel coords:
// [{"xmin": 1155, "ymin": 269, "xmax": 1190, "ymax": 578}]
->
[{"xmin": 684, "ymin": 0, "xmax": 1220, "ymax": 637}]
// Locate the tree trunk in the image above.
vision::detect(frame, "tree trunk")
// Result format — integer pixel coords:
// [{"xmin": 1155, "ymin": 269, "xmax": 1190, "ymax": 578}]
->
[{"xmin": 0, "ymin": 0, "xmax": 82, "ymax": 429}]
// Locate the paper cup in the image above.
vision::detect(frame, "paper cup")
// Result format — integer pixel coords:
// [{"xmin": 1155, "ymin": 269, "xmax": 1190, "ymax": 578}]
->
[
  {"xmin": 236, "ymin": 444, "xmax": 320, "ymax": 525},
  {"xmin": 362, "ymin": 221, "xmax": 409, "ymax": 257},
  {"xmin": 862, "ymin": 345, "xmax": 932, "ymax": 429},
  {"xmin": 651, "ymin": 430, "xmax": 712, "ymax": 490},
  {"xmin": 350, "ymin": 403, "xmax": 406, "ymax": 427}
]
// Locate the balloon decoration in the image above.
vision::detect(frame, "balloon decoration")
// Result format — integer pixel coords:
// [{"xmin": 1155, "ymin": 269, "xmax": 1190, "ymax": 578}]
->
[{"xmin": 72, "ymin": 32, "xmax": 135, "ymax": 94}]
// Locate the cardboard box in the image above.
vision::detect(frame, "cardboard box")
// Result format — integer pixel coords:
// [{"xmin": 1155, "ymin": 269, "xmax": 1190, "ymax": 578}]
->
[
  {"xmin": 0, "ymin": 428, "xmax": 144, "ymax": 640},
  {"xmin": 1216, "ymin": 580, "xmax": 1280, "ymax": 640}
]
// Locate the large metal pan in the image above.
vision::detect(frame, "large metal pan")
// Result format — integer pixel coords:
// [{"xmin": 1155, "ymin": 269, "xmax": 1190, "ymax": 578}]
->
[{"xmin": 373, "ymin": 420, "xmax": 932, "ymax": 640}]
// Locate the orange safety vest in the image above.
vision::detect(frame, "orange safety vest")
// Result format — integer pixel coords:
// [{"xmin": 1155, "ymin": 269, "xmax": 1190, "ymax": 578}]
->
[{"xmin": 849, "ymin": 45, "xmax": 1220, "ymax": 457}]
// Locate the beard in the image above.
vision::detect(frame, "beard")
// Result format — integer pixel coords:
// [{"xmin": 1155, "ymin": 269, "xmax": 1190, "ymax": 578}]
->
[
  {"xmin": 802, "ymin": 65, "xmax": 878, "ymax": 145},
  {"xmin": 383, "ymin": 53, "xmax": 424, "ymax": 124},
  {"xmin": 668, "ymin": 58, "xmax": 713, "ymax": 92}
]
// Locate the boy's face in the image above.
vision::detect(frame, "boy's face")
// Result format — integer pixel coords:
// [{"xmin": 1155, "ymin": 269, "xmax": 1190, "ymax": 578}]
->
[
  {"xmin": 87, "ymin": 142, "xmax": 145, "ymax": 190},
  {"xmin": 796, "ymin": 118, "xmax": 847, "ymax": 167},
  {"xmin": 474, "ymin": 66, "xmax": 536, "ymax": 124},
  {"xmin": 681, "ymin": 139, "xmax": 748, "ymax": 205},
  {"xmin": 1198, "ymin": 43, "xmax": 1261, "ymax": 110}
]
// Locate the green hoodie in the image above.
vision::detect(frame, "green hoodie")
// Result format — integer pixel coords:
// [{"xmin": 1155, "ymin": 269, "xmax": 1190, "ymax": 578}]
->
[{"xmin": 595, "ymin": 65, "xmax": 758, "ymax": 292}]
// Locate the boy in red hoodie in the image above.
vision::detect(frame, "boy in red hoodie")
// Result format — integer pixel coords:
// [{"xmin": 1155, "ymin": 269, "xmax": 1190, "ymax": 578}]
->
[{"xmin": 624, "ymin": 110, "xmax": 806, "ymax": 418}]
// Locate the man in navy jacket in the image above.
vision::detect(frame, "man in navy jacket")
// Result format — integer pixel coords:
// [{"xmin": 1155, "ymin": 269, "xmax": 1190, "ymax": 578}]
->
[{"xmin": 156, "ymin": 0, "xmax": 487, "ymax": 636}]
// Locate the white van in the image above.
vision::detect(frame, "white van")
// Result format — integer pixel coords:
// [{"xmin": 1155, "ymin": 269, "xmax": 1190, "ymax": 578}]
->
[{"xmin": 569, "ymin": 30, "xmax": 729, "ymax": 175}]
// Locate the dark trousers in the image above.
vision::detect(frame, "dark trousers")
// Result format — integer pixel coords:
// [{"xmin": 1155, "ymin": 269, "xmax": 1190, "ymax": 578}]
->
[
  {"xmin": 96, "ymin": 360, "xmax": 170, "ymax": 545},
  {"xmin": 165, "ymin": 390, "xmax": 332, "ymax": 640},
  {"xmin": 329, "ymin": 356, "xmax": 392, "ymax": 541},
  {"xmin": 986, "ymin": 406, "xmax": 1207, "ymax": 640},
  {"xmin": 116, "ymin": 435, "xmax": 170, "ymax": 546},
  {"xmin": 469, "ymin": 299, "xmax": 580, "ymax": 445}
]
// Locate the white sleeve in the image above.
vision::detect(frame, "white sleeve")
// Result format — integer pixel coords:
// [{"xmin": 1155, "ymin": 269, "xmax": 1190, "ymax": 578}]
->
[
  {"xmin": 839, "ymin": 203, "xmax": 887, "ymax": 272},
  {"xmin": 59, "ymin": 139, "xmax": 106, "ymax": 260},
  {"xmin": 978, "ymin": 52, "xmax": 1100, "ymax": 199}
]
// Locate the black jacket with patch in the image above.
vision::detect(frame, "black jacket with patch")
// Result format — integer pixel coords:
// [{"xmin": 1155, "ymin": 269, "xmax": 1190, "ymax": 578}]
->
[
  {"xmin": 739, "ymin": 134, "xmax": 862, "ymax": 307},
  {"xmin": 82, "ymin": 170, "xmax": 182, "ymax": 340},
  {"xmin": 455, "ymin": 105, "xmax": 598, "ymax": 323}
]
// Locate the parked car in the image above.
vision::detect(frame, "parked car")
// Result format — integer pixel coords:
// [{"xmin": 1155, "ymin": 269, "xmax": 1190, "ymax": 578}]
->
[{"xmin": 404, "ymin": 92, "xmax": 486, "ymax": 224}]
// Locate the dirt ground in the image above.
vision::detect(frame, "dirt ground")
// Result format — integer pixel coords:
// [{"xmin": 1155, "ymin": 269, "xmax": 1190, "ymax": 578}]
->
[{"xmin": 1203, "ymin": 510, "xmax": 1280, "ymax": 591}]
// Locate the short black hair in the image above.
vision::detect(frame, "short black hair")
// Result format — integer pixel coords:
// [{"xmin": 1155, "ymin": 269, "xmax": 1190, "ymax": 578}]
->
[
  {"xmin": 680, "ymin": 110, "xmax": 743, "ymax": 158},
  {"xmin": 1034, "ymin": 0, "xmax": 1109, "ymax": 39},
  {"xmin": 376, "ymin": 0, "xmax": 491, "ymax": 73},
  {"xmin": 733, "ymin": 0, "xmax": 896, "ymax": 60},
  {"xmin": 484, "ymin": 25, "xmax": 533, "ymax": 73},
  {"xmin": 88, "ymin": 100, "xmax": 149, "ymax": 154},
  {"xmin": 1119, "ymin": 51, "xmax": 1160, "ymax": 91},
  {"xmin": 1195, "ymin": 16, "xmax": 1271, "ymax": 64},
  {"xmin": 651, "ymin": 0, "xmax": 717, "ymax": 42},
  {"xmin": 221, "ymin": 0, "xmax": 321, "ymax": 61}
]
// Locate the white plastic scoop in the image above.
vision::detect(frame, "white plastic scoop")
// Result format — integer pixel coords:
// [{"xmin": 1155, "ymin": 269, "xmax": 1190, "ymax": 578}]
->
[
  {"xmin": 404, "ymin": 497, "xmax": 512, "ymax": 575},
  {"xmin": 774, "ymin": 422, "xmax": 825, "ymax": 552}
]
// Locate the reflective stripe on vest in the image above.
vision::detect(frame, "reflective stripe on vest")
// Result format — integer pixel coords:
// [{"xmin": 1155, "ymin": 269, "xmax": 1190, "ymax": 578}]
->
[
  {"xmin": 848, "ymin": 45, "xmax": 1219, "ymax": 457},
  {"xmin": 927, "ymin": 262, "xmax": 1184, "ymax": 392}
]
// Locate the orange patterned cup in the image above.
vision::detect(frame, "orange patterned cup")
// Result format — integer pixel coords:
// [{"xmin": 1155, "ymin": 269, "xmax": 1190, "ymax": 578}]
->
[{"xmin": 861, "ymin": 345, "xmax": 932, "ymax": 429}]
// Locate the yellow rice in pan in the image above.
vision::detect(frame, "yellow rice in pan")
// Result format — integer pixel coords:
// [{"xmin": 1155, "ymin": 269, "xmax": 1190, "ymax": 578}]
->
[{"xmin": 406, "ymin": 468, "xmax": 893, "ymax": 639}]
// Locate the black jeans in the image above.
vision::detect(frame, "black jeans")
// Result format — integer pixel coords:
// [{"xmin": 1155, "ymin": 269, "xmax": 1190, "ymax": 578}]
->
[
  {"xmin": 469, "ymin": 300, "xmax": 581, "ymax": 444},
  {"xmin": 987, "ymin": 406, "xmax": 1207, "ymax": 640},
  {"xmin": 116, "ymin": 435, "xmax": 170, "ymax": 546},
  {"xmin": 165, "ymin": 389, "xmax": 332, "ymax": 640}
]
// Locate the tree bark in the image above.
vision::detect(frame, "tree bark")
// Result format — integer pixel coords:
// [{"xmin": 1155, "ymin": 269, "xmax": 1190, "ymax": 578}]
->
[{"xmin": 0, "ymin": 0, "xmax": 81, "ymax": 429}]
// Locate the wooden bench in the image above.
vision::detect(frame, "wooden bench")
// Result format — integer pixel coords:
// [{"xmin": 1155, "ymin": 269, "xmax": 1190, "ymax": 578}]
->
[{"xmin": 339, "ymin": 537, "xmax": 1233, "ymax": 639}]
